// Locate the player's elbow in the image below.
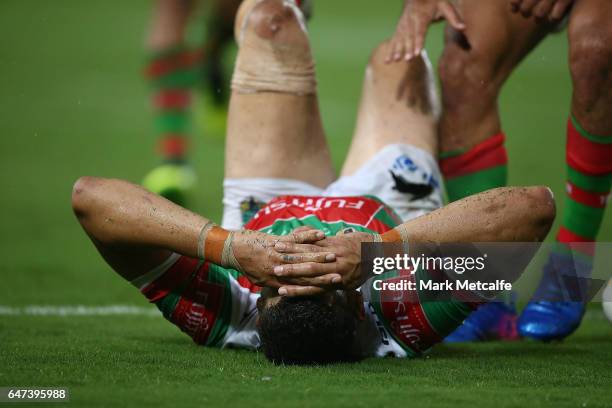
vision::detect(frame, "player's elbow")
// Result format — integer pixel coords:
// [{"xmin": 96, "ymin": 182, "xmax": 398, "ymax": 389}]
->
[
  {"xmin": 487, "ymin": 186, "xmax": 556, "ymax": 242},
  {"xmin": 71, "ymin": 176, "xmax": 103, "ymax": 220},
  {"xmin": 521, "ymin": 186, "xmax": 556, "ymax": 241}
]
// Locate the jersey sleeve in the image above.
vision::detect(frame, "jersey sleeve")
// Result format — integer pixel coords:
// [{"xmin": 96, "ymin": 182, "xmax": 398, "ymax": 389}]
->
[
  {"xmin": 365, "ymin": 267, "xmax": 473, "ymax": 357},
  {"xmin": 138, "ymin": 255, "xmax": 258, "ymax": 348}
]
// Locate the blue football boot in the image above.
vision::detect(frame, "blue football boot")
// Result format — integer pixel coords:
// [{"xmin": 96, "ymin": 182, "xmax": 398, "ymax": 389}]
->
[
  {"xmin": 444, "ymin": 301, "xmax": 519, "ymax": 343},
  {"xmin": 518, "ymin": 252, "xmax": 590, "ymax": 341}
]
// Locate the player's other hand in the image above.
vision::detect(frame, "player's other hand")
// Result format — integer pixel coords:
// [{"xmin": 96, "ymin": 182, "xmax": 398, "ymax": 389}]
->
[
  {"xmin": 509, "ymin": 0, "xmax": 573, "ymax": 21},
  {"xmin": 273, "ymin": 229, "xmax": 378, "ymax": 297},
  {"xmin": 387, "ymin": 0, "xmax": 465, "ymax": 63},
  {"xmin": 231, "ymin": 227, "xmax": 341, "ymax": 289}
]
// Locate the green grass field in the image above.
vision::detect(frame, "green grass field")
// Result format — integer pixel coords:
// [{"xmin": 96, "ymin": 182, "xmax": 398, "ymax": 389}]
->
[{"xmin": 1, "ymin": 1, "xmax": 611, "ymax": 407}]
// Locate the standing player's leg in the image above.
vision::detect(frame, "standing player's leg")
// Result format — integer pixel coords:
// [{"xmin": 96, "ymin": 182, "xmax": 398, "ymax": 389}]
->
[
  {"xmin": 222, "ymin": 0, "xmax": 335, "ymax": 230},
  {"xmin": 198, "ymin": 0, "xmax": 242, "ymax": 141},
  {"xmin": 438, "ymin": 0, "xmax": 551, "ymax": 201},
  {"xmin": 519, "ymin": 0, "xmax": 612, "ymax": 341},
  {"xmin": 142, "ymin": 0, "xmax": 201, "ymax": 206},
  {"xmin": 436, "ymin": 1, "xmax": 552, "ymax": 342},
  {"xmin": 201, "ymin": 0, "xmax": 242, "ymax": 108}
]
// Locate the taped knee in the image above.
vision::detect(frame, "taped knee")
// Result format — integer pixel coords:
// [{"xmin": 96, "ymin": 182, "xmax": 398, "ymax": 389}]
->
[{"xmin": 232, "ymin": 0, "xmax": 316, "ymax": 95}]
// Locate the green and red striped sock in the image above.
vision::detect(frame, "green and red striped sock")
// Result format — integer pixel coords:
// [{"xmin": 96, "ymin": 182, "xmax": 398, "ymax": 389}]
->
[
  {"xmin": 144, "ymin": 45, "xmax": 203, "ymax": 163},
  {"xmin": 440, "ymin": 133, "xmax": 513, "ymax": 308},
  {"xmin": 554, "ymin": 115, "xmax": 612, "ymax": 262},
  {"xmin": 440, "ymin": 133, "xmax": 508, "ymax": 202}
]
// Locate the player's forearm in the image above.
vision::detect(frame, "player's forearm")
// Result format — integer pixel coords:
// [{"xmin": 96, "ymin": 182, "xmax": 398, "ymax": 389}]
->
[
  {"xmin": 71, "ymin": 176, "xmax": 228, "ymax": 263},
  {"xmin": 382, "ymin": 186, "xmax": 556, "ymax": 244}
]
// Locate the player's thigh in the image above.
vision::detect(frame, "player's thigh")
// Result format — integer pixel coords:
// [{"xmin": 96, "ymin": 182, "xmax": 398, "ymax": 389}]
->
[
  {"xmin": 340, "ymin": 42, "xmax": 438, "ymax": 177},
  {"xmin": 225, "ymin": 0, "xmax": 334, "ymax": 188}
]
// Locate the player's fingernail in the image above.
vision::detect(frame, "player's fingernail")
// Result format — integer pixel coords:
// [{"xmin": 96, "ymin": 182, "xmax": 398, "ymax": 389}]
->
[
  {"xmin": 325, "ymin": 254, "xmax": 336, "ymax": 261},
  {"xmin": 275, "ymin": 242, "xmax": 287, "ymax": 250},
  {"xmin": 274, "ymin": 266, "xmax": 284, "ymax": 276},
  {"xmin": 278, "ymin": 288, "xmax": 288, "ymax": 296},
  {"xmin": 316, "ymin": 231, "xmax": 325, "ymax": 239},
  {"xmin": 332, "ymin": 276, "xmax": 342, "ymax": 284}
]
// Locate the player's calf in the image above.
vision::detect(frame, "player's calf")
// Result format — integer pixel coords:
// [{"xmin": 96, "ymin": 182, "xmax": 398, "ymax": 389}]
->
[
  {"xmin": 438, "ymin": 43, "xmax": 506, "ymax": 153},
  {"xmin": 437, "ymin": 43, "xmax": 512, "ymax": 203}
]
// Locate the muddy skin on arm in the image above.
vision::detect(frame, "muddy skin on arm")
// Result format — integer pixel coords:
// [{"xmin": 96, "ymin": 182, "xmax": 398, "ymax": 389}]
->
[
  {"xmin": 72, "ymin": 177, "xmax": 339, "ymax": 287},
  {"xmin": 382, "ymin": 187, "xmax": 556, "ymax": 244},
  {"xmin": 275, "ymin": 187, "xmax": 556, "ymax": 296}
]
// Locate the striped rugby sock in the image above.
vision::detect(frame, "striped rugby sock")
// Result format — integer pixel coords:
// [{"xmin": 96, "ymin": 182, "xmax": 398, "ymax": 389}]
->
[
  {"xmin": 440, "ymin": 133, "xmax": 508, "ymax": 202},
  {"xmin": 441, "ymin": 133, "xmax": 513, "ymax": 309},
  {"xmin": 554, "ymin": 115, "xmax": 612, "ymax": 264},
  {"xmin": 144, "ymin": 45, "xmax": 202, "ymax": 163}
]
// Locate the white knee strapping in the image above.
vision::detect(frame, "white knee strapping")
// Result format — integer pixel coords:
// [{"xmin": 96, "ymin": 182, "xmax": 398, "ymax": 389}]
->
[{"xmin": 231, "ymin": 0, "xmax": 317, "ymax": 95}]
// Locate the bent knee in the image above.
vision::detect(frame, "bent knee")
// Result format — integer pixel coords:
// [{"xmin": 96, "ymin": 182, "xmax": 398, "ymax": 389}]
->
[
  {"xmin": 232, "ymin": 0, "xmax": 315, "ymax": 95},
  {"xmin": 569, "ymin": 27, "xmax": 612, "ymax": 105},
  {"xmin": 237, "ymin": 0, "xmax": 305, "ymax": 43},
  {"xmin": 438, "ymin": 46, "xmax": 503, "ymax": 110}
]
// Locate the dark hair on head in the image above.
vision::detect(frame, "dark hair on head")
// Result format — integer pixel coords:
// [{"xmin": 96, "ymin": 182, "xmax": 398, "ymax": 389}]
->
[{"xmin": 258, "ymin": 296, "xmax": 359, "ymax": 365}]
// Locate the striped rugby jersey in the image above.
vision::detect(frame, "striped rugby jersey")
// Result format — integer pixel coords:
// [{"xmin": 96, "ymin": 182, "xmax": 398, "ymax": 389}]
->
[{"xmin": 153, "ymin": 195, "xmax": 471, "ymax": 357}]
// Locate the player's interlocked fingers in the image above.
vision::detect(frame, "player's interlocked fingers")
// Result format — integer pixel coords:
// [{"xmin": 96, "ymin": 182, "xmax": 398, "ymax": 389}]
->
[
  {"xmin": 386, "ymin": 0, "xmax": 465, "ymax": 63},
  {"xmin": 509, "ymin": 0, "xmax": 574, "ymax": 21},
  {"xmin": 274, "ymin": 230, "xmax": 379, "ymax": 297},
  {"xmin": 228, "ymin": 227, "xmax": 342, "ymax": 289}
]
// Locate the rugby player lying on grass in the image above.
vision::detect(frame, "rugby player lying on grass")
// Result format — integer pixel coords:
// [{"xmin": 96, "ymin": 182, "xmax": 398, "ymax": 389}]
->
[{"xmin": 72, "ymin": 0, "xmax": 556, "ymax": 365}]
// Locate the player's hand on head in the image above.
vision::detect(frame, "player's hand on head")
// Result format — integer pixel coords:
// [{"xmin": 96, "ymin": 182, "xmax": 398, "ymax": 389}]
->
[
  {"xmin": 274, "ymin": 229, "xmax": 379, "ymax": 296},
  {"xmin": 387, "ymin": 0, "xmax": 465, "ymax": 64},
  {"xmin": 509, "ymin": 0, "xmax": 573, "ymax": 21},
  {"xmin": 230, "ymin": 228, "xmax": 340, "ymax": 289}
]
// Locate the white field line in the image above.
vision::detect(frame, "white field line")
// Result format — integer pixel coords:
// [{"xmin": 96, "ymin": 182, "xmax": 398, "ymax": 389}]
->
[
  {"xmin": 0, "ymin": 305, "xmax": 608, "ymax": 320},
  {"xmin": 0, "ymin": 305, "xmax": 160, "ymax": 317}
]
